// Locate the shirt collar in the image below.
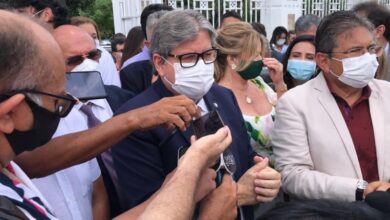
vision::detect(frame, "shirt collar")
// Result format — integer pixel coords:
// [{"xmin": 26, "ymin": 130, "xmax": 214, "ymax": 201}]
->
[
  {"xmin": 75, "ymin": 98, "xmax": 106, "ymax": 110},
  {"xmin": 331, "ymin": 85, "xmax": 371, "ymax": 107}
]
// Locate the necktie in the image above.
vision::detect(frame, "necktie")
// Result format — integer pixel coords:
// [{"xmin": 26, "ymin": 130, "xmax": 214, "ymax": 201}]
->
[
  {"xmin": 79, "ymin": 103, "xmax": 123, "ymax": 210},
  {"xmin": 79, "ymin": 103, "xmax": 102, "ymax": 128}
]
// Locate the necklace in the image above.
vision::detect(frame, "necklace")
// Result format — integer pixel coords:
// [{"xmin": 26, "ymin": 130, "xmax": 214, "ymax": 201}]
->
[{"xmin": 245, "ymin": 96, "xmax": 252, "ymax": 104}]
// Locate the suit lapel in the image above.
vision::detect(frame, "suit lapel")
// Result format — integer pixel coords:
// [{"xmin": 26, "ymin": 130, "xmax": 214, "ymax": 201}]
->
[
  {"xmin": 368, "ymin": 82, "xmax": 385, "ymax": 180},
  {"xmin": 313, "ymin": 74, "xmax": 362, "ymax": 178}
]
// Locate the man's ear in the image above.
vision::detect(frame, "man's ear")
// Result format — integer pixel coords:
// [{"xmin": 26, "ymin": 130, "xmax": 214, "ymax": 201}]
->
[
  {"xmin": 315, "ymin": 52, "xmax": 331, "ymax": 74},
  {"xmin": 0, "ymin": 94, "xmax": 25, "ymax": 134},
  {"xmin": 376, "ymin": 25, "xmax": 386, "ymax": 38},
  {"xmin": 144, "ymin": 40, "xmax": 150, "ymax": 48},
  {"xmin": 40, "ymin": 7, "xmax": 54, "ymax": 24},
  {"xmin": 152, "ymin": 54, "xmax": 165, "ymax": 77}
]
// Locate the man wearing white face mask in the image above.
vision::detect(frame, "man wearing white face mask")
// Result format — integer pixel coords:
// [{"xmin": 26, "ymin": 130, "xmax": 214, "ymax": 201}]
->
[
  {"xmin": 272, "ymin": 11, "xmax": 390, "ymax": 202},
  {"xmin": 31, "ymin": 25, "xmax": 111, "ymax": 220},
  {"xmin": 113, "ymin": 10, "xmax": 282, "ymax": 220}
]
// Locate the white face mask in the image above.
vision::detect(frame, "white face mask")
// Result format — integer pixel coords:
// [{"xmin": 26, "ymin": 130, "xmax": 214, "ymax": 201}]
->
[
  {"xmin": 276, "ymin": 39, "xmax": 286, "ymax": 46},
  {"xmin": 163, "ymin": 59, "xmax": 215, "ymax": 102},
  {"xmin": 72, "ymin": 59, "xmax": 101, "ymax": 73},
  {"xmin": 330, "ymin": 53, "xmax": 379, "ymax": 88}
]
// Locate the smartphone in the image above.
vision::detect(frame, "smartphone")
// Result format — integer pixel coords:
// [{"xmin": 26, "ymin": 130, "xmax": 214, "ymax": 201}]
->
[
  {"xmin": 192, "ymin": 110, "xmax": 225, "ymax": 138},
  {"xmin": 66, "ymin": 71, "xmax": 107, "ymax": 101},
  {"xmin": 192, "ymin": 110, "xmax": 237, "ymax": 178}
]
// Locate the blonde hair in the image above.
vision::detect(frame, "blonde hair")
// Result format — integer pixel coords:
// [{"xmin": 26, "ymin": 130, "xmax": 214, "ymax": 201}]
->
[
  {"xmin": 214, "ymin": 22, "xmax": 262, "ymax": 82},
  {"xmin": 70, "ymin": 16, "xmax": 101, "ymax": 40}
]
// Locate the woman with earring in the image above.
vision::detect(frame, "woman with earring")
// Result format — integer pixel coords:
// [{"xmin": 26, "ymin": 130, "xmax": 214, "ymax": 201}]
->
[{"xmin": 215, "ymin": 22, "xmax": 286, "ymax": 166}]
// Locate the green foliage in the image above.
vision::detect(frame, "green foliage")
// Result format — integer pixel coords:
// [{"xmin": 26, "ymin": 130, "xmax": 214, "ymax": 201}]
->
[{"xmin": 66, "ymin": 0, "xmax": 114, "ymax": 38}]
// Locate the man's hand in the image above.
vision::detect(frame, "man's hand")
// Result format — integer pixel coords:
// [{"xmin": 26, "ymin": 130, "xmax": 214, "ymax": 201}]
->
[
  {"xmin": 184, "ymin": 126, "xmax": 232, "ymax": 169},
  {"xmin": 194, "ymin": 168, "xmax": 217, "ymax": 202},
  {"xmin": 365, "ymin": 181, "xmax": 390, "ymax": 196},
  {"xmin": 237, "ymin": 157, "xmax": 268, "ymax": 206},
  {"xmin": 198, "ymin": 174, "xmax": 238, "ymax": 220},
  {"xmin": 129, "ymin": 95, "xmax": 200, "ymax": 131},
  {"xmin": 253, "ymin": 156, "xmax": 281, "ymax": 202}
]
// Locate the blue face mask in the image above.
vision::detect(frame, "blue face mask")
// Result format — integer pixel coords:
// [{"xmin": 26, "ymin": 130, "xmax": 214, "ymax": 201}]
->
[{"xmin": 287, "ymin": 59, "xmax": 316, "ymax": 81}]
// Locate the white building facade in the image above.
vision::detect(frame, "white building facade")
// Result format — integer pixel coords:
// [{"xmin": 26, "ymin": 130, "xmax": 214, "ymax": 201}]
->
[{"xmin": 112, "ymin": 0, "xmax": 390, "ymax": 37}]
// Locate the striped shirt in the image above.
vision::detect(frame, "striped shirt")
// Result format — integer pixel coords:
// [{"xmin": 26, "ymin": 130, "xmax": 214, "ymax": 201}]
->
[{"xmin": 0, "ymin": 161, "xmax": 57, "ymax": 219}]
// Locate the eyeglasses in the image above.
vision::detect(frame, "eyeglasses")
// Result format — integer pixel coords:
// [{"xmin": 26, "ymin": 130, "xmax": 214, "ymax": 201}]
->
[
  {"xmin": 329, "ymin": 44, "xmax": 380, "ymax": 58},
  {"xmin": 0, "ymin": 90, "xmax": 77, "ymax": 118},
  {"xmin": 66, "ymin": 49, "xmax": 102, "ymax": 66},
  {"xmin": 168, "ymin": 48, "xmax": 218, "ymax": 68}
]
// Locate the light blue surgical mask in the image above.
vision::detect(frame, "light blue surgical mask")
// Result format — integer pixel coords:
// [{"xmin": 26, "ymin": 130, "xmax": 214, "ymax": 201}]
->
[{"xmin": 287, "ymin": 59, "xmax": 316, "ymax": 81}]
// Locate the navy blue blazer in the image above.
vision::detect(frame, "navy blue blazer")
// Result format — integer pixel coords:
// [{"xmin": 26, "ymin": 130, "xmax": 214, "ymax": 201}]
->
[
  {"xmin": 119, "ymin": 60, "xmax": 153, "ymax": 96},
  {"xmin": 112, "ymin": 78, "xmax": 255, "ymax": 219}
]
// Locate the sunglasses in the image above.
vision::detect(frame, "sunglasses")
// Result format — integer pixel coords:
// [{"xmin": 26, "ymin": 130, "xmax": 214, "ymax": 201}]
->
[{"xmin": 66, "ymin": 49, "xmax": 102, "ymax": 66}]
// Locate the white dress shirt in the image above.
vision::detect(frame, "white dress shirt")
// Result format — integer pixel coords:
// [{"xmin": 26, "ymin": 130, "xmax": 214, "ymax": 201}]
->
[
  {"xmin": 97, "ymin": 46, "xmax": 121, "ymax": 87},
  {"xmin": 32, "ymin": 99, "xmax": 113, "ymax": 220}
]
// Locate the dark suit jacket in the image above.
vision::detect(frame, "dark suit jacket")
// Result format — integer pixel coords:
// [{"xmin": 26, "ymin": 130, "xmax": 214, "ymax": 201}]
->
[
  {"xmin": 104, "ymin": 85, "xmax": 135, "ymax": 112},
  {"xmin": 112, "ymin": 79, "xmax": 255, "ymax": 220},
  {"xmin": 119, "ymin": 60, "xmax": 153, "ymax": 95}
]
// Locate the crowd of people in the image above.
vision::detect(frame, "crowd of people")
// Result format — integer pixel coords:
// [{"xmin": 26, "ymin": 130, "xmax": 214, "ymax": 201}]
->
[{"xmin": 0, "ymin": 0, "xmax": 389, "ymax": 219}]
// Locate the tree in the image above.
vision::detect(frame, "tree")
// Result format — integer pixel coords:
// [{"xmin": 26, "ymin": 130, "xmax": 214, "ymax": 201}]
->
[{"xmin": 66, "ymin": 0, "xmax": 114, "ymax": 38}]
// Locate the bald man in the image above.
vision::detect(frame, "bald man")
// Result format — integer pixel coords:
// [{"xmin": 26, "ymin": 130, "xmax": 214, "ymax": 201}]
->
[
  {"xmin": 0, "ymin": 10, "xmax": 67, "ymax": 219},
  {"xmin": 29, "ymin": 25, "xmax": 110, "ymax": 220}
]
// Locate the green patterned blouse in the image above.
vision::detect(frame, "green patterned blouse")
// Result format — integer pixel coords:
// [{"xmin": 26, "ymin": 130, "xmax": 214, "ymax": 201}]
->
[{"xmin": 243, "ymin": 76, "xmax": 277, "ymax": 166}]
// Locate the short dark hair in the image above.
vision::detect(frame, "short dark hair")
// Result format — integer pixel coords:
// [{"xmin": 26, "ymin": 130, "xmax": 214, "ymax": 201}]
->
[
  {"xmin": 111, "ymin": 34, "xmax": 126, "ymax": 52},
  {"xmin": 140, "ymin": 4, "xmax": 173, "ymax": 39},
  {"xmin": 282, "ymin": 35, "xmax": 316, "ymax": 89},
  {"xmin": 222, "ymin": 10, "xmax": 242, "ymax": 23},
  {"xmin": 270, "ymin": 26, "xmax": 288, "ymax": 44},
  {"xmin": 315, "ymin": 11, "xmax": 374, "ymax": 55},
  {"xmin": 251, "ymin": 22, "xmax": 267, "ymax": 37},
  {"xmin": 257, "ymin": 200, "xmax": 389, "ymax": 220},
  {"xmin": 352, "ymin": 1, "xmax": 390, "ymax": 42},
  {"xmin": 0, "ymin": 11, "xmax": 49, "ymax": 93},
  {"xmin": 295, "ymin": 14, "xmax": 321, "ymax": 35},
  {"xmin": 11, "ymin": 0, "xmax": 69, "ymax": 28}
]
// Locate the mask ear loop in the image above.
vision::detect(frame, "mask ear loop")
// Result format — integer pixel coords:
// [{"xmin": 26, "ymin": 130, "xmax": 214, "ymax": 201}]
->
[{"xmin": 159, "ymin": 56, "xmax": 175, "ymax": 85}]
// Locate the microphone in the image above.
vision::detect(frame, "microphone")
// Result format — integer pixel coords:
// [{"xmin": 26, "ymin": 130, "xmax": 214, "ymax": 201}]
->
[{"xmin": 365, "ymin": 189, "xmax": 390, "ymax": 213}]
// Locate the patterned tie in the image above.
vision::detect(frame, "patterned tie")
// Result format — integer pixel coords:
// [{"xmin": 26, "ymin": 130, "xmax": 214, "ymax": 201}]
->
[{"xmin": 79, "ymin": 103, "xmax": 102, "ymax": 128}]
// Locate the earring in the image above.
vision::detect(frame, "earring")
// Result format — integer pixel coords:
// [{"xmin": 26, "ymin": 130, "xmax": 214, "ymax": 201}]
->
[{"xmin": 231, "ymin": 64, "xmax": 237, "ymax": 70}]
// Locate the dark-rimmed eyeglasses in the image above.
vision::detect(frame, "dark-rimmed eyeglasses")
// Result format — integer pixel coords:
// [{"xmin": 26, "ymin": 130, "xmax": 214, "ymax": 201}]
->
[
  {"xmin": 167, "ymin": 48, "xmax": 218, "ymax": 68},
  {"xmin": 0, "ymin": 90, "xmax": 77, "ymax": 118},
  {"xmin": 328, "ymin": 44, "xmax": 380, "ymax": 58},
  {"xmin": 66, "ymin": 49, "xmax": 102, "ymax": 66}
]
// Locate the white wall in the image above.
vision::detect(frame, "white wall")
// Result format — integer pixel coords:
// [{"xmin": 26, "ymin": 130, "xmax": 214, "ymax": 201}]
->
[
  {"xmin": 112, "ymin": 0, "xmax": 163, "ymax": 35},
  {"xmin": 261, "ymin": 0, "xmax": 302, "ymax": 39}
]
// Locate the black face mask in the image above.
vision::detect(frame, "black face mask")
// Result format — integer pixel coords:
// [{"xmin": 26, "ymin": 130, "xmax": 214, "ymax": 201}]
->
[{"xmin": 5, "ymin": 98, "xmax": 60, "ymax": 155}]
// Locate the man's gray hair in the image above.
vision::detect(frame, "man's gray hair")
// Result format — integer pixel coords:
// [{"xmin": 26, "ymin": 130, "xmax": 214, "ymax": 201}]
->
[
  {"xmin": 146, "ymin": 10, "xmax": 169, "ymax": 40},
  {"xmin": 295, "ymin": 14, "xmax": 321, "ymax": 34},
  {"xmin": 315, "ymin": 11, "xmax": 374, "ymax": 55},
  {"xmin": 150, "ymin": 10, "xmax": 216, "ymax": 58},
  {"xmin": 0, "ymin": 11, "xmax": 49, "ymax": 94}
]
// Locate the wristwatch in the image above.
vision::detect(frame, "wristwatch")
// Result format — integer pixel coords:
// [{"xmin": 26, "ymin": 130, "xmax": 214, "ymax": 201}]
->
[{"xmin": 356, "ymin": 179, "xmax": 368, "ymax": 201}]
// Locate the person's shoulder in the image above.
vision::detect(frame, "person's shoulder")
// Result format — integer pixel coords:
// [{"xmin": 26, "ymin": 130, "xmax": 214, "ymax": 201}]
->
[
  {"xmin": 209, "ymin": 83, "xmax": 234, "ymax": 95},
  {"xmin": 115, "ymin": 85, "xmax": 159, "ymax": 115},
  {"xmin": 371, "ymin": 79, "xmax": 390, "ymax": 91},
  {"xmin": 120, "ymin": 60, "xmax": 152, "ymax": 73}
]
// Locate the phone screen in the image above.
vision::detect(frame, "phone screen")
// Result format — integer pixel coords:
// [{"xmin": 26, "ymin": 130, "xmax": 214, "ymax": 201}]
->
[
  {"xmin": 192, "ymin": 110, "xmax": 225, "ymax": 138},
  {"xmin": 66, "ymin": 71, "xmax": 107, "ymax": 101}
]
